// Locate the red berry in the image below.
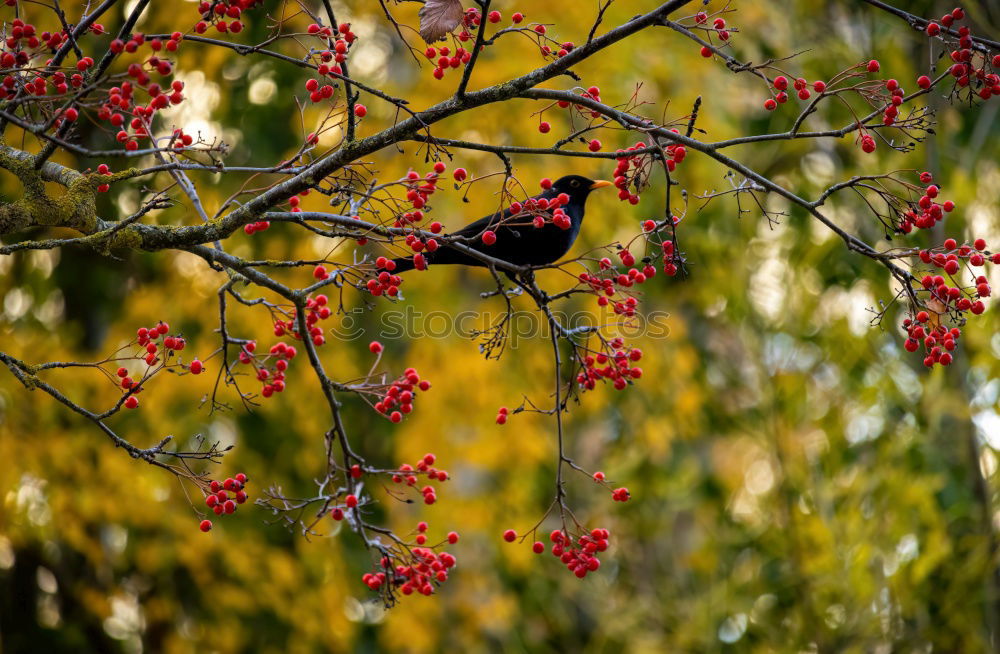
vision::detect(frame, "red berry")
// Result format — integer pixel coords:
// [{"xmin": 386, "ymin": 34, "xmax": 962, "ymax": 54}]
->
[
  {"xmin": 482, "ymin": 230, "xmax": 497, "ymax": 245},
  {"xmin": 189, "ymin": 359, "xmax": 203, "ymax": 374},
  {"xmin": 199, "ymin": 520, "xmax": 212, "ymax": 532},
  {"xmin": 867, "ymin": 59, "xmax": 880, "ymax": 73},
  {"xmin": 700, "ymin": 46, "xmax": 712, "ymax": 58},
  {"xmin": 447, "ymin": 531, "xmax": 459, "ymax": 544},
  {"xmin": 369, "ymin": 341, "xmax": 383, "ymax": 354},
  {"xmin": 353, "ymin": 104, "xmax": 367, "ymax": 117},
  {"xmin": 532, "ymin": 541, "xmax": 545, "ymax": 554},
  {"xmin": 346, "ymin": 494, "xmax": 358, "ymax": 508},
  {"xmin": 538, "ymin": 121, "xmax": 550, "ymax": 133},
  {"xmin": 124, "ymin": 396, "xmax": 139, "ymax": 409},
  {"xmin": 917, "ymin": 75, "xmax": 932, "ymax": 89},
  {"xmin": 503, "ymin": 529, "xmax": 517, "ymax": 542}
]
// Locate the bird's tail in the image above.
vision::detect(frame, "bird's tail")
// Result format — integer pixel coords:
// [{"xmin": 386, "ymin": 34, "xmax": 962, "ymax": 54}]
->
[{"xmin": 390, "ymin": 257, "xmax": 416, "ymax": 274}]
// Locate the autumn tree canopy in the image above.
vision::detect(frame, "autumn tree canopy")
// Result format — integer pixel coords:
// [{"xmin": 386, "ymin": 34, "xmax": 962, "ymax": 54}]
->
[{"xmin": 1, "ymin": 0, "xmax": 1000, "ymax": 651}]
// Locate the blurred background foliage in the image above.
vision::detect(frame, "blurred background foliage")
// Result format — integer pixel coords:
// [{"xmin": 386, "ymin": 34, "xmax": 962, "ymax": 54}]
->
[{"xmin": 1, "ymin": 0, "xmax": 1000, "ymax": 652}]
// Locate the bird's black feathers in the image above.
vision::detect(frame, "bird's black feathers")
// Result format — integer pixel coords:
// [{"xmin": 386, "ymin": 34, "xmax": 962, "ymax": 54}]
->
[{"xmin": 391, "ymin": 175, "xmax": 610, "ymax": 274}]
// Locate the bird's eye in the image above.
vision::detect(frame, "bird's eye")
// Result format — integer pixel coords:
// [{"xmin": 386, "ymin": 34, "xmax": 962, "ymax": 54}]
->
[{"xmin": 570, "ymin": 179, "xmax": 579, "ymax": 187}]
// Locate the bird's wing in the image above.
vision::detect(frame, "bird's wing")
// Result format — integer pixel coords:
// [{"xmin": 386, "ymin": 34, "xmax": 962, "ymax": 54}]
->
[{"xmin": 445, "ymin": 206, "xmax": 517, "ymax": 239}]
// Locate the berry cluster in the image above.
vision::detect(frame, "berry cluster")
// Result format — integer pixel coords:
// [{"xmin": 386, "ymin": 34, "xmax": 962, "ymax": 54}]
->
[
  {"xmin": 2, "ymin": 34, "xmax": 89, "ymax": 98},
  {"xmin": 193, "ymin": 0, "xmax": 264, "ymax": 34},
  {"xmin": 373, "ymin": 368, "xmax": 431, "ymax": 424},
  {"xmin": 579, "ymin": 241, "xmax": 666, "ymax": 315},
  {"xmin": 508, "ymin": 527, "xmax": 611, "ymax": 579},
  {"xmin": 3, "ymin": 16, "xmax": 104, "ymax": 55},
  {"xmin": 136, "ymin": 322, "xmax": 185, "ymax": 361},
  {"xmin": 0, "ymin": 18, "xmax": 106, "ymax": 98},
  {"xmin": 517, "ymin": 183, "xmax": 571, "ymax": 229},
  {"xmin": 898, "ymin": 172, "xmax": 955, "ymax": 232},
  {"xmin": 611, "ymin": 143, "xmax": 654, "ymax": 204},
  {"xmin": 585, "ymin": 261, "xmax": 645, "ymax": 314},
  {"xmin": 696, "ymin": 14, "xmax": 732, "ymax": 58},
  {"xmin": 236, "ymin": 340, "xmax": 296, "ymax": 399},
  {"xmin": 424, "ymin": 43, "xmax": 472, "ymax": 80},
  {"xmin": 402, "ymin": 165, "xmax": 446, "ymax": 217},
  {"xmin": 368, "ymin": 259, "xmax": 405, "ymax": 294},
  {"xmin": 421, "ymin": 7, "xmax": 536, "ymax": 80},
  {"xmin": 302, "ymin": 21, "xmax": 358, "ymax": 86},
  {"xmin": 763, "ymin": 74, "xmax": 827, "ymax": 111},
  {"xmin": 369, "ymin": 165, "xmax": 456, "ymax": 274},
  {"xmin": 576, "ymin": 338, "xmax": 643, "ymax": 391},
  {"xmin": 0, "ymin": 18, "xmax": 192, "ymax": 161},
  {"xmin": 648, "ymin": 142, "xmax": 683, "ymax": 182},
  {"xmin": 900, "ymin": 237, "xmax": 994, "ymax": 367},
  {"xmin": 759, "ymin": 58, "xmax": 918, "ymax": 147},
  {"xmin": 368, "ymin": 547, "xmax": 458, "ymax": 596},
  {"xmin": 391, "ymin": 453, "xmax": 447, "ymax": 504},
  {"xmin": 110, "ymin": 320, "xmax": 204, "ymax": 410},
  {"xmin": 199, "ymin": 473, "xmax": 250, "ymax": 532},
  {"xmin": 591, "ymin": 471, "xmax": 631, "ymax": 502},
  {"xmin": 660, "ymin": 236, "xmax": 682, "ymax": 276},
  {"xmin": 878, "ymin": 77, "xmax": 908, "ymax": 127},
  {"xmin": 611, "ymin": 487, "xmax": 631, "ymax": 502},
  {"xmin": 927, "ymin": 8, "xmax": 1000, "ymax": 101},
  {"xmin": 902, "ymin": 318, "xmax": 961, "ymax": 368},
  {"xmin": 273, "ymin": 293, "xmax": 333, "ymax": 346},
  {"xmin": 926, "ymin": 6, "xmax": 965, "ymax": 33},
  {"xmin": 591, "ymin": 470, "xmax": 632, "ymax": 502},
  {"xmin": 115, "ymin": 363, "xmax": 144, "ymax": 409}
]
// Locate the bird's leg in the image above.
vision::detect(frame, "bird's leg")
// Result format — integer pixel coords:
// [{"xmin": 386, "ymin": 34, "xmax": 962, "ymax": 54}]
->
[
  {"xmin": 513, "ymin": 270, "xmax": 549, "ymax": 303},
  {"xmin": 502, "ymin": 269, "xmax": 524, "ymax": 297},
  {"xmin": 479, "ymin": 268, "xmax": 523, "ymax": 299},
  {"xmin": 478, "ymin": 285, "xmax": 521, "ymax": 299}
]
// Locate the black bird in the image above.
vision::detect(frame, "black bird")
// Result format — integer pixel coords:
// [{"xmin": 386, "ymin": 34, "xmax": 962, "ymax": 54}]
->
[{"xmin": 391, "ymin": 175, "xmax": 612, "ymax": 273}]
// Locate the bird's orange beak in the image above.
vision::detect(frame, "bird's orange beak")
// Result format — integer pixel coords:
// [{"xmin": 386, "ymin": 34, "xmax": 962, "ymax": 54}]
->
[{"xmin": 589, "ymin": 180, "xmax": 612, "ymax": 190}]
